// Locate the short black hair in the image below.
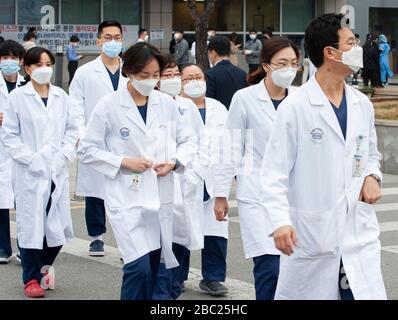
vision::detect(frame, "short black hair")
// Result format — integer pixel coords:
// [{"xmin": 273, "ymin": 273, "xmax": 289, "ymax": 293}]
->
[
  {"xmin": 70, "ymin": 35, "xmax": 80, "ymax": 43},
  {"xmin": 355, "ymin": 33, "xmax": 360, "ymax": 39},
  {"xmin": 122, "ymin": 42, "xmax": 166, "ymax": 76},
  {"xmin": 249, "ymin": 29, "xmax": 257, "ymax": 34},
  {"xmin": 98, "ymin": 20, "xmax": 123, "ymax": 37},
  {"xmin": 262, "ymin": 27, "xmax": 274, "ymax": 37},
  {"xmin": 0, "ymin": 40, "xmax": 25, "ymax": 59},
  {"xmin": 208, "ymin": 35, "xmax": 231, "ymax": 57},
  {"xmin": 138, "ymin": 28, "xmax": 147, "ymax": 36},
  {"xmin": 207, "ymin": 27, "xmax": 216, "ymax": 32},
  {"xmin": 304, "ymin": 13, "xmax": 345, "ymax": 68},
  {"xmin": 175, "ymin": 29, "xmax": 184, "ymax": 34}
]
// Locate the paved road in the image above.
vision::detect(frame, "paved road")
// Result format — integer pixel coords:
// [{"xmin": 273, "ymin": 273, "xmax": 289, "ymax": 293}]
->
[{"xmin": 1, "ymin": 163, "xmax": 397, "ymax": 300}]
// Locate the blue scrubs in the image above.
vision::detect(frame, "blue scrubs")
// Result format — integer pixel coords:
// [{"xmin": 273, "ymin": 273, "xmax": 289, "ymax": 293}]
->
[
  {"xmin": 121, "ymin": 249, "xmax": 161, "ymax": 300},
  {"xmin": 106, "ymin": 67, "xmax": 120, "ymax": 91},
  {"xmin": 253, "ymin": 254, "xmax": 280, "ymax": 300},
  {"xmin": 5, "ymin": 79, "xmax": 16, "ymax": 93},
  {"xmin": 137, "ymin": 104, "xmax": 148, "ymax": 124},
  {"xmin": 152, "ymin": 243, "xmax": 190, "ymax": 300},
  {"xmin": 330, "ymin": 90, "xmax": 347, "ymax": 140},
  {"xmin": 198, "ymin": 107, "xmax": 228, "ymax": 283},
  {"xmin": 41, "ymin": 97, "xmax": 48, "ymax": 107}
]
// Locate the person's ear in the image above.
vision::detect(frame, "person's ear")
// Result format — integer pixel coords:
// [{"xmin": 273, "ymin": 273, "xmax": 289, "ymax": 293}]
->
[
  {"xmin": 323, "ymin": 46, "xmax": 339, "ymax": 62},
  {"xmin": 262, "ymin": 63, "xmax": 270, "ymax": 74},
  {"xmin": 96, "ymin": 38, "xmax": 102, "ymax": 48},
  {"xmin": 24, "ymin": 65, "xmax": 31, "ymax": 76}
]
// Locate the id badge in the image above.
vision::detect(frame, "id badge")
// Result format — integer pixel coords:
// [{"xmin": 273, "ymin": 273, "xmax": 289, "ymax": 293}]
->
[
  {"xmin": 352, "ymin": 154, "xmax": 363, "ymax": 177},
  {"xmin": 129, "ymin": 172, "xmax": 142, "ymax": 191}
]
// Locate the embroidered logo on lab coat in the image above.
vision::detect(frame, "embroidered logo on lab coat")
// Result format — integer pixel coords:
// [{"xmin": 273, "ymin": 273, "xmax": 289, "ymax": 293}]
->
[
  {"xmin": 311, "ymin": 128, "xmax": 324, "ymax": 142},
  {"xmin": 120, "ymin": 127, "xmax": 130, "ymax": 140}
]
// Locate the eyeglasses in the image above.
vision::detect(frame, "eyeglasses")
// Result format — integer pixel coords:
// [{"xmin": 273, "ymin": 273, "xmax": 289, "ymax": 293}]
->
[
  {"xmin": 331, "ymin": 41, "xmax": 358, "ymax": 47},
  {"xmin": 161, "ymin": 73, "xmax": 181, "ymax": 80},
  {"xmin": 269, "ymin": 62, "xmax": 302, "ymax": 71},
  {"xmin": 101, "ymin": 35, "xmax": 123, "ymax": 42},
  {"xmin": 182, "ymin": 76, "xmax": 203, "ymax": 82}
]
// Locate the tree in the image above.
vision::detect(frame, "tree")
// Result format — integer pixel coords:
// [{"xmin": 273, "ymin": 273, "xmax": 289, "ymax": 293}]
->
[{"xmin": 186, "ymin": 0, "xmax": 216, "ymax": 71}]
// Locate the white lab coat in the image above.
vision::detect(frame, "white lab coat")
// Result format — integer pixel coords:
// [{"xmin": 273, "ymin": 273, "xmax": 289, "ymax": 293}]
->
[
  {"xmin": 1, "ymin": 82, "xmax": 78, "ymax": 249},
  {"xmin": 261, "ymin": 76, "xmax": 386, "ymax": 300},
  {"xmin": 214, "ymin": 80, "xmax": 295, "ymax": 259},
  {"xmin": 172, "ymin": 95, "xmax": 205, "ymax": 250},
  {"xmin": 173, "ymin": 97, "xmax": 229, "ymax": 250},
  {"xmin": 0, "ymin": 73, "xmax": 24, "ymax": 209},
  {"xmin": 77, "ymin": 84, "xmax": 197, "ymax": 267},
  {"xmin": 69, "ymin": 56, "xmax": 128, "ymax": 199}
]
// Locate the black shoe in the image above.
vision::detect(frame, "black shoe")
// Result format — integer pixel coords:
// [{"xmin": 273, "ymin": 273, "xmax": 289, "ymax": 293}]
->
[
  {"xmin": 0, "ymin": 251, "xmax": 11, "ymax": 264},
  {"xmin": 199, "ymin": 279, "xmax": 228, "ymax": 296},
  {"xmin": 89, "ymin": 240, "xmax": 105, "ymax": 257}
]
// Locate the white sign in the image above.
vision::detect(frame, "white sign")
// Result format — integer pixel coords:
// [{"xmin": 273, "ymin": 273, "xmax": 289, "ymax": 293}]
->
[
  {"xmin": 0, "ymin": 24, "xmax": 139, "ymax": 53},
  {"xmin": 150, "ymin": 29, "xmax": 164, "ymax": 41}
]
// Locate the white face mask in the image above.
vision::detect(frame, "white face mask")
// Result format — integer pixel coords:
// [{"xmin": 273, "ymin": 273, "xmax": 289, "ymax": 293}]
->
[
  {"xmin": 131, "ymin": 78, "xmax": 158, "ymax": 96},
  {"xmin": 144, "ymin": 35, "xmax": 149, "ymax": 42},
  {"xmin": 183, "ymin": 80, "xmax": 207, "ymax": 98},
  {"xmin": 250, "ymin": 34, "xmax": 257, "ymax": 40},
  {"xmin": 31, "ymin": 66, "xmax": 53, "ymax": 85},
  {"xmin": 159, "ymin": 77, "xmax": 182, "ymax": 97},
  {"xmin": 331, "ymin": 45, "xmax": 363, "ymax": 73},
  {"xmin": 269, "ymin": 66, "xmax": 297, "ymax": 89},
  {"xmin": 174, "ymin": 34, "xmax": 181, "ymax": 41}
]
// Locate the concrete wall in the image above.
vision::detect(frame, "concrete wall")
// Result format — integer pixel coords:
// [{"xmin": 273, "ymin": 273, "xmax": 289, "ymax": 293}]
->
[
  {"xmin": 376, "ymin": 120, "xmax": 398, "ymax": 175},
  {"xmin": 143, "ymin": 0, "xmax": 173, "ymax": 53}
]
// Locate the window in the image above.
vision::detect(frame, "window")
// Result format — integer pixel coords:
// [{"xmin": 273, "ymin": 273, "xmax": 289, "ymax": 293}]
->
[
  {"xmin": 0, "ymin": 0, "xmax": 15, "ymax": 24},
  {"xmin": 18, "ymin": 0, "xmax": 59, "ymax": 25},
  {"xmin": 61, "ymin": 0, "xmax": 101, "ymax": 25},
  {"xmin": 282, "ymin": 0, "xmax": 314, "ymax": 33},
  {"xmin": 103, "ymin": 0, "xmax": 141, "ymax": 25},
  {"xmin": 173, "ymin": 0, "xmax": 243, "ymax": 32},
  {"xmin": 208, "ymin": 0, "xmax": 243, "ymax": 31},
  {"xmin": 246, "ymin": 0, "xmax": 280, "ymax": 32}
]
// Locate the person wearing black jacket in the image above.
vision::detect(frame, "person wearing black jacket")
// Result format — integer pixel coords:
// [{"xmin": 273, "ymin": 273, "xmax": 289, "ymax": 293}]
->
[
  {"xmin": 362, "ymin": 36, "xmax": 381, "ymax": 87},
  {"xmin": 206, "ymin": 35, "xmax": 247, "ymax": 110}
]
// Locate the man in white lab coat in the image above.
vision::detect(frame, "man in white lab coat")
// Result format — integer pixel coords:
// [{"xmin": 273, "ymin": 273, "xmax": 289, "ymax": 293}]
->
[
  {"xmin": 0, "ymin": 40, "xmax": 25, "ymax": 264},
  {"xmin": 261, "ymin": 13, "xmax": 387, "ymax": 300},
  {"xmin": 69, "ymin": 20, "xmax": 128, "ymax": 256}
]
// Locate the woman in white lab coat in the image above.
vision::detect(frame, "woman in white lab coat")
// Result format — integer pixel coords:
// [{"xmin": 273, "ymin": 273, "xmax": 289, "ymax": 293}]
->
[
  {"xmin": 180, "ymin": 63, "xmax": 230, "ymax": 296},
  {"xmin": 78, "ymin": 43, "xmax": 197, "ymax": 300},
  {"xmin": 1, "ymin": 47, "xmax": 78, "ymax": 298},
  {"xmin": 153, "ymin": 56, "xmax": 203, "ymax": 300},
  {"xmin": 0, "ymin": 40, "xmax": 25, "ymax": 264},
  {"xmin": 214, "ymin": 38, "xmax": 300, "ymax": 300}
]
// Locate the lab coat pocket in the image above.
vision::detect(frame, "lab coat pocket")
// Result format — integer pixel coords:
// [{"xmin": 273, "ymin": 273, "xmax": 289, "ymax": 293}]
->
[
  {"xmin": 355, "ymin": 201, "xmax": 380, "ymax": 246},
  {"xmin": 294, "ymin": 209, "xmax": 338, "ymax": 258}
]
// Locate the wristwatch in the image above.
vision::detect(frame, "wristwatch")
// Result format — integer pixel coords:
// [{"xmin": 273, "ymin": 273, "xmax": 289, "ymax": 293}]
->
[
  {"xmin": 172, "ymin": 158, "xmax": 181, "ymax": 171},
  {"xmin": 368, "ymin": 174, "xmax": 382, "ymax": 187}
]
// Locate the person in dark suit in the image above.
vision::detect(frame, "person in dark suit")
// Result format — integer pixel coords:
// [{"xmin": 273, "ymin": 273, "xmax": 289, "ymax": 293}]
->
[{"xmin": 206, "ymin": 35, "xmax": 247, "ymax": 110}]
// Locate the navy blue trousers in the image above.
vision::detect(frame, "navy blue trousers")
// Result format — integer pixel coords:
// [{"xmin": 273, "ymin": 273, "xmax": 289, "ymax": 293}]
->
[
  {"xmin": 121, "ymin": 249, "xmax": 161, "ymax": 300},
  {"xmin": 152, "ymin": 243, "xmax": 190, "ymax": 300},
  {"xmin": 85, "ymin": 197, "xmax": 106, "ymax": 237},
  {"xmin": 339, "ymin": 260, "xmax": 355, "ymax": 300},
  {"xmin": 0, "ymin": 209, "xmax": 12, "ymax": 257},
  {"xmin": 20, "ymin": 182, "xmax": 62, "ymax": 284},
  {"xmin": 252, "ymin": 254, "xmax": 280, "ymax": 300},
  {"xmin": 201, "ymin": 236, "xmax": 227, "ymax": 282}
]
